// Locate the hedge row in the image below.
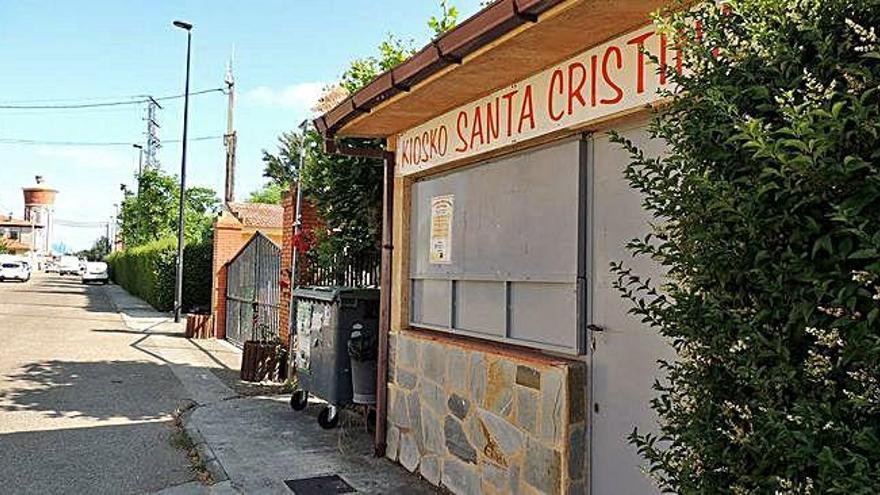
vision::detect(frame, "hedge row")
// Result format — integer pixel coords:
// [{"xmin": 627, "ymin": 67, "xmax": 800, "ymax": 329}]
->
[{"xmin": 107, "ymin": 237, "xmax": 212, "ymax": 313}]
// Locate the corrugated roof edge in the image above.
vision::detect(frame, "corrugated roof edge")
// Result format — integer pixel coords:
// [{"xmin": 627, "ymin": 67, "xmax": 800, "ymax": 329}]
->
[{"xmin": 314, "ymin": 0, "xmax": 565, "ymax": 138}]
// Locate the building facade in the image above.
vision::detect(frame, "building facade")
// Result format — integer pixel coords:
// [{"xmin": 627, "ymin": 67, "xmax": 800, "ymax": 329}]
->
[{"xmin": 316, "ymin": 1, "xmax": 677, "ymax": 493}]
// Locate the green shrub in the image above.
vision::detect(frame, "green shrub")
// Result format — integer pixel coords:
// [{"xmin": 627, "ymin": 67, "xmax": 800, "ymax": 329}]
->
[
  {"xmin": 613, "ymin": 1, "xmax": 880, "ymax": 492},
  {"xmin": 108, "ymin": 236, "xmax": 213, "ymax": 313}
]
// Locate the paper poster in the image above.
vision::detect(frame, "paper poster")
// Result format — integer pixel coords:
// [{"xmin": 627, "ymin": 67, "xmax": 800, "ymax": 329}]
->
[{"xmin": 429, "ymin": 195, "xmax": 454, "ymax": 264}]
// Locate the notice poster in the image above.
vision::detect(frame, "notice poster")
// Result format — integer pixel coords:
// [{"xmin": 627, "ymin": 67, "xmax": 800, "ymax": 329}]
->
[{"xmin": 429, "ymin": 195, "xmax": 454, "ymax": 264}]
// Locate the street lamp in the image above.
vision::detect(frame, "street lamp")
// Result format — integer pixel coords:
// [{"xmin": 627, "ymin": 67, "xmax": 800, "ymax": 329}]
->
[
  {"xmin": 132, "ymin": 144, "xmax": 144, "ymax": 195},
  {"xmin": 172, "ymin": 19, "xmax": 193, "ymax": 323}
]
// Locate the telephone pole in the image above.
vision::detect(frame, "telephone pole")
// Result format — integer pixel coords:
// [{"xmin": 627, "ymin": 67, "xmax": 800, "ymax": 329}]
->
[{"xmin": 223, "ymin": 51, "xmax": 236, "ymax": 204}]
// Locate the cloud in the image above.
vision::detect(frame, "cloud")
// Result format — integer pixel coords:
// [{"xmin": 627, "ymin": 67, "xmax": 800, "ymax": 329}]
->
[
  {"xmin": 35, "ymin": 146, "xmax": 129, "ymax": 171},
  {"xmin": 243, "ymin": 82, "xmax": 326, "ymax": 110}
]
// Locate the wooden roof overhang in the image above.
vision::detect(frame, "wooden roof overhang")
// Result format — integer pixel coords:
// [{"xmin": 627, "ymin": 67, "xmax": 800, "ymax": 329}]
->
[{"xmin": 316, "ymin": 0, "xmax": 669, "ymax": 140}]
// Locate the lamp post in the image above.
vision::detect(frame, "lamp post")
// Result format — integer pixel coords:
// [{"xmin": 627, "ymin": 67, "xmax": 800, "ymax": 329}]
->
[
  {"xmin": 172, "ymin": 19, "xmax": 193, "ymax": 323},
  {"xmin": 132, "ymin": 144, "xmax": 144, "ymax": 196}
]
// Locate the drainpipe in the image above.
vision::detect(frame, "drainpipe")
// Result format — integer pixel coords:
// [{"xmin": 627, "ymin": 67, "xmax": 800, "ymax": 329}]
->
[
  {"xmin": 321, "ymin": 136, "xmax": 394, "ymax": 457},
  {"xmin": 375, "ymin": 150, "xmax": 394, "ymax": 457}
]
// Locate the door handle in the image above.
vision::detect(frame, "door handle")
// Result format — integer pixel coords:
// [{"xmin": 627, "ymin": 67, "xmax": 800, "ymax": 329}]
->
[{"xmin": 587, "ymin": 324, "xmax": 605, "ymax": 332}]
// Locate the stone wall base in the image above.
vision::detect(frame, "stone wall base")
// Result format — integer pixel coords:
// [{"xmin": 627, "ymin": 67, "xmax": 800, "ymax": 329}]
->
[{"xmin": 386, "ymin": 331, "xmax": 588, "ymax": 495}]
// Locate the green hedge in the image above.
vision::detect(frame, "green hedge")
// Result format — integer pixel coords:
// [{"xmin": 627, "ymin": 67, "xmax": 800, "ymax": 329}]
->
[{"xmin": 108, "ymin": 236, "xmax": 213, "ymax": 312}]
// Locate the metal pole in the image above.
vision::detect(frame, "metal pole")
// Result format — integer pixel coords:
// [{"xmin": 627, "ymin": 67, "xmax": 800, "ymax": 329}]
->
[
  {"xmin": 288, "ymin": 120, "xmax": 307, "ymax": 367},
  {"xmin": 173, "ymin": 22, "xmax": 192, "ymax": 323}
]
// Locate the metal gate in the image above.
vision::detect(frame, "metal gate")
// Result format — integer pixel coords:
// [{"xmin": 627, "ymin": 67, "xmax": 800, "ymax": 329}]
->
[{"xmin": 225, "ymin": 232, "xmax": 282, "ymax": 346}]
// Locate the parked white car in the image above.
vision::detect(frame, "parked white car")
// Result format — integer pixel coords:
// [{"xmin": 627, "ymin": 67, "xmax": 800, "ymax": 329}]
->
[
  {"xmin": 58, "ymin": 256, "xmax": 82, "ymax": 276},
  {"xmin": 81, "ymin": 262, "xmax": 109, "ymax": 284},
  {"xmin": 0, "ymin": 261, "xmax": 31, "ymax": 282}
]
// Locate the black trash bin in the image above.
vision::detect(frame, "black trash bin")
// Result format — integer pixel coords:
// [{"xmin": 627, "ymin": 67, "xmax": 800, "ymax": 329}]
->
[{"xmin": 289, "ymin": 287, "xmax": 379, "ymax": 429}]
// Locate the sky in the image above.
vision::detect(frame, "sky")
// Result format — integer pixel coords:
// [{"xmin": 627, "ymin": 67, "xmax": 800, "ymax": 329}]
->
[{"xmin": 0, "ymin": 0, "xmax": 483, "ymax": 251}]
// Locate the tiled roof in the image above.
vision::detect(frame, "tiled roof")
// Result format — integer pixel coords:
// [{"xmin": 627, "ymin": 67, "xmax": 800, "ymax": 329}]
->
[
  {"xmin": 0, "ymin": 215, "xmax": 38, "ymax": 228},
  {"xmin": 226, "ymin": 202, "xmax": 284, "ymax": 229}
]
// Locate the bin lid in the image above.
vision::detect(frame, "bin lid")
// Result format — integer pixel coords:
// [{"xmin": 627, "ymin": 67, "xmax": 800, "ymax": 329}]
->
[{"xmin": 293, "ymin": 286, "xmax": 380, "ymax": 302}]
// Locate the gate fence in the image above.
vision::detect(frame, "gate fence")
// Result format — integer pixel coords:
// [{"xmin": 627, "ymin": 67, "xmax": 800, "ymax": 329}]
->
[
  {"xmin": 225, "ymin": 233, "xmax": 282, "ymax": 346},
  {"xmin": 300, "ymin": 249, "xmax": 380, "ymax": 288}
]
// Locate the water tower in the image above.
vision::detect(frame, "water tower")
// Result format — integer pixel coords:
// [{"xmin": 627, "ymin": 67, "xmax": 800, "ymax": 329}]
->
[{"xmin": 22, "ymin": 175, "xmax": 58, "ymax": 255}]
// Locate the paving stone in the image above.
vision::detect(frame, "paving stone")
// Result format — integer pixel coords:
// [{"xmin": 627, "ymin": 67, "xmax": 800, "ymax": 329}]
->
[
  {"xmin": 421, "ymin": 341, "xmax": 447, "ymax": 385},
  {"xmin": 445, "ymin": 416, "xmax": 477, "ymax": 464},
  {"xmin": 567, "ymin": 364, "xmax": 587, "ymax": 424},
  {"xmin": 396, "ymin": 368, "xmax": 418, "ymax": 390},
  {"xmin": 485, "ymin": 359, "xmax": 515, "ymax": 417},
  {"xmin": 399, "ymin": 430, "xmax": 421, "ymax": 473},
  {"xmin": 469, "ymin": 353, "xmax": 487, "ymax": 406},
  {"xmin": 568, "ymin": 424, "xmax": 586, "ymax": 481},
  {"xmin": 448, "ymin": 393, "xmax": 470, "ymax": 420},
  {"xmin": 398, "ymin": 335, "xmax": 421, "ymax": 369},
  {"xmin": 442, "ymin": 458, "xmax": 481, "ymax": 495},
  {"xmin": 422, "ymin": 405, "xmax": 445, "ymax": 453},
  {"xmin": 515, "ymin": 387, "xmax": 538, "ymax": 434},
  {"xmin": 524, "ymin": 439, "xmax": 561, "ymax": 495},
  {"xmin": 540, "ymin": 368, "xmax": 564, "ymax": 444},
  {"xmin": 420, "ymin": 455, "xmax": 441, "ymax": 486},
  {"xmin": 420, "ymin": 377, "xmax": 446, "ymax": 414},
  {"xmin": 515, "ymin": 365, "xmax": 541, "ymax": 390},
  {"xmin": 447, "ymin": 347, "xmax": 469, "ymax": 392},
  {"xmin": 386, "ymin": 423, "xmax": 400, "ymax": 462}
]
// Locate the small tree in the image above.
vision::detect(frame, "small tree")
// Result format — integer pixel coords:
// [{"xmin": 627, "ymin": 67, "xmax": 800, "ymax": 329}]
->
[
  {"xmin": 118, "ymin": 167, "xmax": 220, "ymax": 247},
  {"xmin": 0, "ymin": 239, "xmax": 10, "ymax": 255},
  {"xmin": 613, "ymin": 0, "xmax": 880, "ymax": 492}
]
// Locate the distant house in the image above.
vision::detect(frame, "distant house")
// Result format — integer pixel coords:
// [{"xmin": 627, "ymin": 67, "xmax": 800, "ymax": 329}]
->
[{"xmin": 0, "ymin": 214, "xmax": 42, "ymax": 255}]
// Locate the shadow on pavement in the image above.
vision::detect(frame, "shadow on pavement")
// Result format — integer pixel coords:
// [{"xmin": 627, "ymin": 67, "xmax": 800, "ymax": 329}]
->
[
  {"xmin": 0, "ymin": 420, "xmax": 195, "ymax": 495},
  {"xmin": 0, "ymin": 359, "xmax": 194, "ymax": 421}
]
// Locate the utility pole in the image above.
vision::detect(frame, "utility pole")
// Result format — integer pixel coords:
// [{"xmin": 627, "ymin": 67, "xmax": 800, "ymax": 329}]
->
[
  {"xmin": 145, "ymin": 96, "xmax": 163, "ymax": 169},
  {"xmin": 223, "ymin": 50, "xmax": 236, "ymax": 204}
]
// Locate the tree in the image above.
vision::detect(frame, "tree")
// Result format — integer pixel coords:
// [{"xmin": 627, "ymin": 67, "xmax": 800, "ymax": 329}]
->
[
  {"xmin": 118, "ymin": 167, "xmax": 220, "ymax": 247},
  {"xmin": 247, "ymin": 183, "xmax": 286, "ymax": 205},
  {"xmin": 0, "ymin": 239, "xmax": 9, "ymax": 255},
  {"xmin": 613, "ymin": 1, "xmax": 880, "ymax": 492},
  {"xmin": 75, "ymin": 236, "xmax": 110, "ymax": 261},
  {"xmin": 259, "ymin": 131, "xmax": 304, "ymax": 189}
]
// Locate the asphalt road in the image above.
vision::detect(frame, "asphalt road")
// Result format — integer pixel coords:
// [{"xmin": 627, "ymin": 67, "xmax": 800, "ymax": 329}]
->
[{"xmin": 0, "ymin": 273, "xmax": 195, "ymax": 494}]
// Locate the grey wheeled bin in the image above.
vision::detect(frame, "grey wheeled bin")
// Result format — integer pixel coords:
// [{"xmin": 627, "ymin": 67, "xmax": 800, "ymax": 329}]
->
[{"xmin": 288, "ymin": 286, "xmax": 379, "ymax": 429}]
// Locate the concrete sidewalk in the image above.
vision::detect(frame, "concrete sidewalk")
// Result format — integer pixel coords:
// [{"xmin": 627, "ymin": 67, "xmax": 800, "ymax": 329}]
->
[{"xmin": 103, "ymin": 284, "xmax": 436, "ymax": 494}]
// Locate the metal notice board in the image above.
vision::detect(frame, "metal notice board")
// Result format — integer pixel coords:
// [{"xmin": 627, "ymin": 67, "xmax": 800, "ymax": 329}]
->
[{"xmin": 409, "ymin": 138, "xmax": 587, "ymax": 354}]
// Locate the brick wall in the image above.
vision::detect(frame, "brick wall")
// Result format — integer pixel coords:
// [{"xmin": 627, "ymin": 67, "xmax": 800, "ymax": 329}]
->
[
  {"xmin": 279, "ymin": 183, "xmax": 321, "ymax": 347},
  {"xmin": 212, "ymin": 215, "xmax": 244, "ymax": 340}
]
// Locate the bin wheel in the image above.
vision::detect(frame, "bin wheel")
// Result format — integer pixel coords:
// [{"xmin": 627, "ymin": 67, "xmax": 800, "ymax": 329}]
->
[
  {"xmin": 290, "ymin": 390, "xmax": 309, "ymax": 411},
  {"xmin": 318, "ymin": 406, "xmax": 340, "ymax": 429}
]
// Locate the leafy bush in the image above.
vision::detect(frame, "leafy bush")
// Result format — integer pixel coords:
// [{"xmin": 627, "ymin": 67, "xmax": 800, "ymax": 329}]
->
[
  {"xmin": 613, "ymin": 1, "xmax": 880, "ymax": 492},
  {"xmin": 108, "ymin": 236, "xmax": 213, "ymax": 312}
]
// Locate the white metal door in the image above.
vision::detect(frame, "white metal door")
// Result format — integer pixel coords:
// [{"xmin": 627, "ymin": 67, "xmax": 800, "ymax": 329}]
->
[{"xmin": 589, "ymin": 122, "xmax": 674, "ymax": 495}]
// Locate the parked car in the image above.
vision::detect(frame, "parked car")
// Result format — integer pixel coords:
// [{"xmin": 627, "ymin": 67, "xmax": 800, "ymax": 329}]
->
[
  {"xmin": 44, "ymin": 262, "xmax": 59, "ymax": 273},
  {"xmin": 0, "ymin": 261, "xmax": 30, "ymax": 282},
  {"xmin": 58, "ymin": 256, "xmax": 82, "ymax": 276},
  {"xmin": 81, "ymin": 262, "xmax": 109, "ymax": 284}
]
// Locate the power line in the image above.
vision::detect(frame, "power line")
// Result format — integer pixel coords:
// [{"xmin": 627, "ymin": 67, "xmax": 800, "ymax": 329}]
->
[
  {"xmin": 0, "ymin": 88, "xmax": 225, "ymax": 110},
  {"xmin": 0, "ymin": 135, "xmax": 224, "ymax": 147}
]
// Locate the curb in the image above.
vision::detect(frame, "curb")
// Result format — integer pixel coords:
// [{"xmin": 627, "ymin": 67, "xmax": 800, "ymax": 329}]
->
[{"xmin": 183, "ymin": 410, "xmax": 231, "ymax": 485}]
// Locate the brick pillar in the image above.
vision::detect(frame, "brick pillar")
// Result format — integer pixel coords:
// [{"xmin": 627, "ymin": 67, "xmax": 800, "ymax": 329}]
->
[
  {"xmin": 279, "ymin": 183, "xmax": 322, "ymax": 348},
  {"xmin": 279, "ymin": 187, "xmax": 295, "ymax": 347},
  {"xmin": 212, "ymin": 213, "xmax": 244, "ymax": 341}
]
